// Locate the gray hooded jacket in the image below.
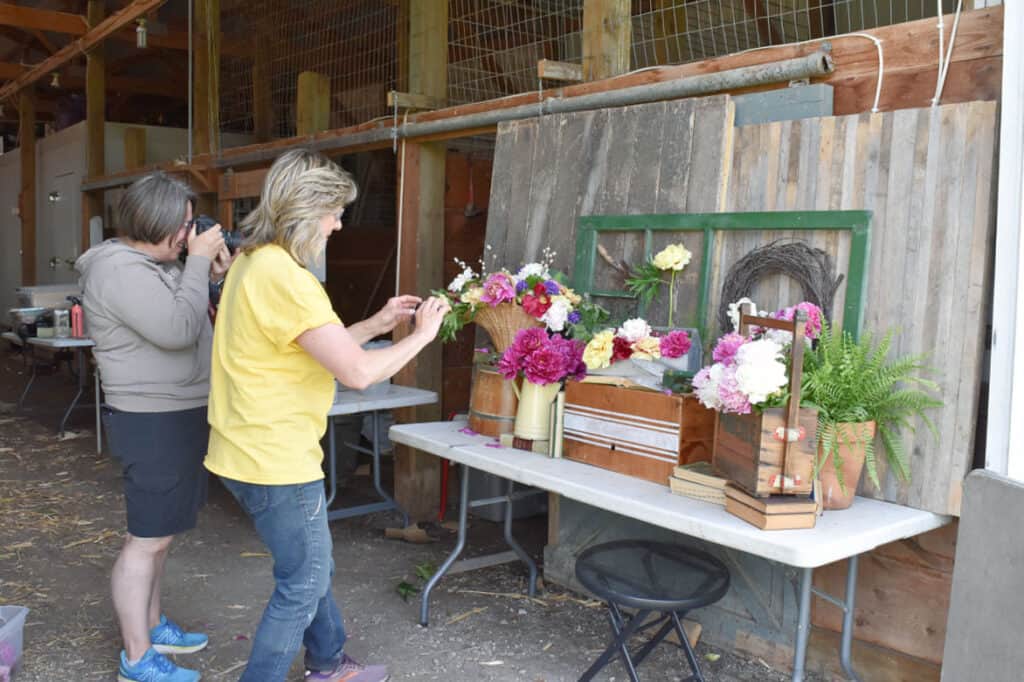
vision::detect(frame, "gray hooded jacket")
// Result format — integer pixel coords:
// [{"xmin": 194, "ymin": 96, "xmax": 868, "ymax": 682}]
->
[{"xmin": 75, "ymin": 240, "xmax": 213, "ymax": 412}]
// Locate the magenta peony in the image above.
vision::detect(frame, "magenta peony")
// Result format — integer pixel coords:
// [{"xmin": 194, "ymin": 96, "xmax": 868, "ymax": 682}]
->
[
  {"xmin": 522, "ymin": 345, "xmax": 568, "ymax": 385},
  {"xmin": 659, "ymin": 330, "xmax": 692, "ymax": 359},
  {"xmin": 712, "ymin": 332, "xmax": 747, "ymax": 366}
]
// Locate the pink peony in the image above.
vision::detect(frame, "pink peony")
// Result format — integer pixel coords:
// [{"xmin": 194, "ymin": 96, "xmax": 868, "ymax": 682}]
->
[
  {"xmin": 718, "ymin": 365, "xmax": 753, "ymax": 414},
  {"xmin": 712, "ymin": 332, "xmax": 747, "ymax": 366},
  {"xmin": 480, "ymin": 272, "xmax": 516, "ymax": 306},
  {"xmin": 550, "ymin": 335, "xmax": 587, "ymax": 381},
  {"xmin": 659, "ymin": 330, "xmax": 692, "ymax": 359},
  {"xmin": 523, "ymin": 345, "xmax": 569, "ymax": 385},
  {"xmin": 771, "ymin": 302, "xmax": 824, "ymax": 341},
  {"xmin": 497, "ymin": 352, "xmax": 521, "ymax": 380}
]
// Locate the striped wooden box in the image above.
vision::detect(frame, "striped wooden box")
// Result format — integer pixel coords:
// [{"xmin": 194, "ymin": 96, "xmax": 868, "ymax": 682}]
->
[{"xmin": 562, "ymin": 382, "xmax": 716, "ymax": 485}]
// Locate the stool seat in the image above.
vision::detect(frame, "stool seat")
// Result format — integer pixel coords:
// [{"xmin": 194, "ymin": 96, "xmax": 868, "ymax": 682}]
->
[
  {"xmin": 574, "ymin": 540, "xmax": 731, "ymax": 682},
  {"xmin": 576, "ymin": 540, "xmax": 730, "ymax": 612}
]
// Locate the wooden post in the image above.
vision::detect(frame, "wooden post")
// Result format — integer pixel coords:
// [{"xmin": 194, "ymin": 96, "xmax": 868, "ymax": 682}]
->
[
  {"xmin": 582, "ymin": 0, "xmax": 631, "ymax": 81},
  {"xmin": 123, "ymin": 126, "xmax": 146, "ymax": 170},
  {"xmin": 84, "ymin": 0, "xmax": 105, "ymax": 253},
  {"xmin": 193, "ymin": 0, "xmax": 220, "ymax": 154},
  {"xmin": 252, "ymin": 34, "xmax": 273, "ymax": 141},
  {"xmin": 296, "ymin": 71, "xmax": 330, "ymax": 136},
  {"xmin": 18, "ymin": 90, "xmax": 36, "ymax": 286},
  {"xmin": 393, "ymin": 0, "xmax": 447, "ymax": 522}
]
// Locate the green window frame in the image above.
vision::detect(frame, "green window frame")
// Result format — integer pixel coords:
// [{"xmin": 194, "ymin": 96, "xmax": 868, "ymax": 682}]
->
[{"xmin": 571, "ymin": 211, "xmax": 871, "ymax": 339}]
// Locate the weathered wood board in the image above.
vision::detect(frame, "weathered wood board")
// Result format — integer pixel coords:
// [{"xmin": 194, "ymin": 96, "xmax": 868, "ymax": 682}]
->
[{"xmin": 486, "ymin": 97, "xmax": 996, "ymax": 516}]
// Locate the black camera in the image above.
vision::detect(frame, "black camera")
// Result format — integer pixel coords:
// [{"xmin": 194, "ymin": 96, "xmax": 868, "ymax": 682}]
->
[{"xmin": 191, "ymin": 214, "xmax": 243, "ymax": 254}]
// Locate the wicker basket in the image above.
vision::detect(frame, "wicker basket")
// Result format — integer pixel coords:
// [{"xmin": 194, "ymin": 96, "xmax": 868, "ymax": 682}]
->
[{"xmin": 474, "ymin": 303, "xmax": 544, "ymax": 353}]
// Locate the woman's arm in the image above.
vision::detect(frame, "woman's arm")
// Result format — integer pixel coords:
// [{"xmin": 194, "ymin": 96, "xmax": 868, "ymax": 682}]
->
[
  {"xmin": 345, "ymin": 295, "xmax": 422, "ymax": 345},
  {"xmin": 297, "ymin": 296, "xmax": 449, "ymax": 389}
]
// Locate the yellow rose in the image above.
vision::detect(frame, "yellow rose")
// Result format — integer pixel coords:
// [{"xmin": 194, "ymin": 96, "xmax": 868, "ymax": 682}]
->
[
  {"xmin": 652, "ymin": 243, "xmax": 692, "ymax": 271},
  {"xmin": 583, "ymin": 330, "xmax": 615, "ymax": 370},
  {"xmin": 561, "ymin": 286, "xmax": 582, "ymax": 306},
  {"xmin": 630, "ymin": 336, "xmax": 662, "ymax": 360},
  {"xmin": 461, "ymin": 287, "xmax": 483, "ymax": 305}
]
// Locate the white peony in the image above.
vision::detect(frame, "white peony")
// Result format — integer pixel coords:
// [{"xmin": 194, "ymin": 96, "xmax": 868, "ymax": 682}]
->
[
  {"xmin": 541, "ymin": 296, "xmax": 572, "ymax": 332},
  {"xmin": 448, "ymin": 267, "xmax": 476, "ymax": 293},
  {"xmin": 734, "ymin": 339, "xmax": 788, "ymax": 404},
  {"xmin": 617, "ymin": 318, "xmax": 653, "ymax": 343},
  {"xmin": 694, "ymin": 364, "xmax": 725, "ymax": 410},
  {"xmin": 516, "ymin": 262, "xmax": 549, "ymax": 280}
]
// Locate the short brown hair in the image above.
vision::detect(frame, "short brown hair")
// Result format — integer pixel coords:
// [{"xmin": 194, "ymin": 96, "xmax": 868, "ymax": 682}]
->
[{"xmin": 117, "ymin": 172, "xmax": 196, "ymax": 244}]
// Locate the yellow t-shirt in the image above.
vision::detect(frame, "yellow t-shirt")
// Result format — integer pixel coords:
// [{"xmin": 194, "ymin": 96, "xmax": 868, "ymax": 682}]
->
[{"xmin": 205, "ymin": 244, "xmax": 340, "ymax": 485}]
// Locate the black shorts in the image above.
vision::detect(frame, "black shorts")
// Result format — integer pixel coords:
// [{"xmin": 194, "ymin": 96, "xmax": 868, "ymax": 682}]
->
[{"xmin": 102, "ymin": 406, "xmax": 209, "ymax": 538}]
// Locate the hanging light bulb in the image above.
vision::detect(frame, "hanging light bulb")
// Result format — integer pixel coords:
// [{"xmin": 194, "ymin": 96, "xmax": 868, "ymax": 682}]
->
[
  {"xmin": 50, "ymin": 72, "xmax": 59, "ymax": 88},
  {"xmin": 136, "ymin": 18, "xmax": 147, "ymax": 49}
]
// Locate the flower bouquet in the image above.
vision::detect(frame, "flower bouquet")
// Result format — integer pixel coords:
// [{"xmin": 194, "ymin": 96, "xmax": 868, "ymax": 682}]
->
[
  {"xmin": 699, "ymin": 300, "xmax": 824, "ymax": 497},
  {"xmin": 581, "ymin": 318, "xmax": 693, "ymax": 388},
  {"xmin": 498, "ymin": 328, "xmax": 587, "ymax": 441},
  {"xmin": 436, "ymin": 253, "xmax": 585, "ymax": 352}
]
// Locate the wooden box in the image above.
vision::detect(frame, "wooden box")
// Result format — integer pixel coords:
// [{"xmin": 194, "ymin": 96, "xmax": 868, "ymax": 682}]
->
[
  {"xmin": 562, "ymin": 381, "xmax": 716, "ymax": 485},
  {"xmin": 713, "ymin": 408, "xmax": 818, "ymax": 497}
]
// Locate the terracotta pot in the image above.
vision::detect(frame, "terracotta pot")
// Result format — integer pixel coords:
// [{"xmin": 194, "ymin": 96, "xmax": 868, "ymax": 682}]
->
[
  {"xmin": 817, "ymin": 421, "xmax": 877, "ymax": 510},
  {"xmin": 468, "ymin": 365, "xmax": 518, "ymax": 437}
]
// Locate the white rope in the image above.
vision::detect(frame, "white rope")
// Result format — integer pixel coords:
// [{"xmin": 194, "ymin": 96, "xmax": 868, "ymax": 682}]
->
[{"xmin": 932, "ymin": 0, "xmax": 964, "ymax": 107}]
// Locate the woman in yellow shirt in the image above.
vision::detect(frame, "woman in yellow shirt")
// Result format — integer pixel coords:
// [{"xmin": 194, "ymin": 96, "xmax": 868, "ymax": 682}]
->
[{"xmin": 205, "ymin": 149, "xmax": 449, "ymax": 682}]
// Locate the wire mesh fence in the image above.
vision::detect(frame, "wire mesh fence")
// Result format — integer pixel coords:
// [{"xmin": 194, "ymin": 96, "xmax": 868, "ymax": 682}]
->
[{"xmin": 219, "ymin": 0, "xmax": 954, "ymax": 139}]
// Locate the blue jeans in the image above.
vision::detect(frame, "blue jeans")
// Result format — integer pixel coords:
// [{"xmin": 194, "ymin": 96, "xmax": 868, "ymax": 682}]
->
[{"xmin": 220, "ymin": 477, "xmax": 346, "ymax": 682}]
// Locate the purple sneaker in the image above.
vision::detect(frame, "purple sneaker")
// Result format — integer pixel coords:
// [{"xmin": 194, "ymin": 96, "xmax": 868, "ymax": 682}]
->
[{"xmin": 305, "ymin": 653, "xmax": 389, "ymax": 682}]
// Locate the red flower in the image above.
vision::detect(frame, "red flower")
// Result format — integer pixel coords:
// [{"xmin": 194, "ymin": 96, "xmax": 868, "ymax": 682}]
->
[
  {"xmin": 612, "ymin": 336, "xmax": 633, "ymax": 362},
  {"xmin": 522, "ymin": 293, "xmax": 551, "ymax": 318}
]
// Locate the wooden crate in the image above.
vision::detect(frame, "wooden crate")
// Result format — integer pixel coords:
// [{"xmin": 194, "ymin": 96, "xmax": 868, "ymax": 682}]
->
[
  {"xmin": 713, "ymin": 408, "xmax": 818, "ymax": 497},
  {"xmin": 562, "ymin": 381, "xmax": 716, "ymax": 485}
]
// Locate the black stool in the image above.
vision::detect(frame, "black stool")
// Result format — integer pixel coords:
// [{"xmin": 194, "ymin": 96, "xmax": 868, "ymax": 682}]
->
[{"xmin": 575, "ymin": 540, "xmax": 731, "ymax": 682}]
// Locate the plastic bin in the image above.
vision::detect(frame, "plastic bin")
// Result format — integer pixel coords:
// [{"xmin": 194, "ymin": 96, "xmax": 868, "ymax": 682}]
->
[{"xmin": 0, "ymin": 605, "xmax": 28, "ymax": 679}]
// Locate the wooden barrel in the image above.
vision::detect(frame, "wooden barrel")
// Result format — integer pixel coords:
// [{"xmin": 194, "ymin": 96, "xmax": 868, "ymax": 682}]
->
[{"xmin": 468, "ymin": 365, "xmax": 518, "ymax": 437}]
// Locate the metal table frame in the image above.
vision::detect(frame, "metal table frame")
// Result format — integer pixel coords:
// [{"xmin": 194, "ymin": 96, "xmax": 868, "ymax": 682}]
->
[
  {"xmin": 19, "ymin": 338, "xmax": 100, "ymax": 449},
  {"xmin": 324, "ymin": 386, "xmax": 437, "ymax": 528},
  {"xmin": 389, "ymin": 421, "xmax": 950, "ymax": 682}
]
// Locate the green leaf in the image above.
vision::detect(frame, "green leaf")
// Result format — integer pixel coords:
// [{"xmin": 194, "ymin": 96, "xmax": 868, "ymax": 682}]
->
[
  {"xmin": 396, "ymin": 581, "xmax": 420, "ymax": 602},
  {"xmin": 414, "ymin": 562, "xmax": 437, "ymax": 582}
]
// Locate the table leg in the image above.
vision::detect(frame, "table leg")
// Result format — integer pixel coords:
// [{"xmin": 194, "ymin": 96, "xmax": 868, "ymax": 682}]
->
[
  {"xmin": 839, "ymin": 555, "xmax": 862, "ymax": 681},
  {"xmin": 792, "ymin": 566, "xmax": 813, "ymax": 682},
  {"xmin": 58, "ymin": 349, "xmax": 86, "ymax": 437},
  {"xmin": 17, "ymin": 346, "xmax": 37, "ymax": 410},
  {"xmin": 326, "ymin": 416, "xmax": 338, "ymax": 507},
  {"xmin": 94, "ymin": 365, "xmax": 102, "ymax": 455},
  {"xmin": 369, "ymin": 411, "xmax": 409, "ymax": 528},
  {"xmin": 502, "ymin": 478, "xmax": 538, "ymax": 597},
  {"xmin": 420, "ymin": 462, "xmax": 470, "ymax": 626}
]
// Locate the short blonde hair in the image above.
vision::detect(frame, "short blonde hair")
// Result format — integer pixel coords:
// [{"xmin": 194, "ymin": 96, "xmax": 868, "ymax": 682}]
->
[{"xmin": 240, "ymin": 149, "xmax": 358, "ymax": 266}]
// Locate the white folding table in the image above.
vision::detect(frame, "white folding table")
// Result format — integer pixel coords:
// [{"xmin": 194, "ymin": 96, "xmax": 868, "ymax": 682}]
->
[
  {"xmin": 20, "ymin": 337, "xmax": 101, "ymax": 451},
  {"xmin": 389, "ymin": 420, "xmax": 951, "ymax": 682},
  {"xmin": 325, "ymin": 385, "xmax": 437, "ymax": 527}
]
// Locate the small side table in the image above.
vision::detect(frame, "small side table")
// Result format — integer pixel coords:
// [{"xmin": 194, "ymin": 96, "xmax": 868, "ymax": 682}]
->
[{"xmin": 24, "ymin": 337, "xmax": 99, "ymax": 447}]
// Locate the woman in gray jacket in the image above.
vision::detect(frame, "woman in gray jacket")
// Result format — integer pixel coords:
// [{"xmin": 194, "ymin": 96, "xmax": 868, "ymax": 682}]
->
[{"xmin": 76, "ymin": 172, "xmax": 230, "ymax": 682}]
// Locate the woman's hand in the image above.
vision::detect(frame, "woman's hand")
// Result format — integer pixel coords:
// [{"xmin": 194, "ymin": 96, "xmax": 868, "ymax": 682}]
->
[
  {"xmin": 373, "ymin": 295, "xmax": 422, "ymax": 334},
  {"xmin": 187, "ymin": 223, "xmax": 225, "ymax": 261},
  {"xmin": 412, "ymin": 296, "xmax": 451, "ymax": 340},
  {"xmin": 210, "ymin": 244, "xmax": 235, "ymax": 282}
]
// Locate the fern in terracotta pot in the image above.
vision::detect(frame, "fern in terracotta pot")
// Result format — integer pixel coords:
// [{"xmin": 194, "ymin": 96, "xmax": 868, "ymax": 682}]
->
[{"xmin": 801, "ymin": 323, "xmax": 943, "ymax": 509}]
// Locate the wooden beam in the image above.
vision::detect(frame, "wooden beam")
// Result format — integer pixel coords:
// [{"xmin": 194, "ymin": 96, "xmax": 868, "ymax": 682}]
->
[
  {"xmin": 296, "ymin": 71, "xmax": 330, "ymax": 136},
  {"xmin": 219, "ymin": 167, "xmax": 267, "ymax": 200},
  {"xmin": 394, "ymin": 0, "xmax": 447, "ymax": 522},
  {"xmin": 0, "ymin": 0, "xmax": 168, "ymax": 102},
  {"xmin": 537, "ymin": 59, "xmax": 584, "ymax": 82},
  {"xmin": 192, "ymin": 0, "xmax": 219, "ymax": 154},
  {"xmin": 0, "ymin": 61, "xmax": 186, "ymax": 98},
  {"xmin": 19, "ymin": 90, "xmax": 35, "ymax": 285},
  {"xmin": 582, "ymin": 0, "xmax": 631, "ymax": 80},
  {"xmin": 30, "ymin": 29, "xmax": 59, "ymax": 55},
  {"xmin": 0, "ymin": 3, "xmax": 249, "ymax": 56},
  {"xmin": 83, "ymin": 0, "xmax": 105, "ymax": 252},
  {"xmin": 386, "ymin": 90, "xmax": 446, "ymax": 111},
  {"xmin": 123, "ymin": 126, "xmax": 146, "ymax": 170}
]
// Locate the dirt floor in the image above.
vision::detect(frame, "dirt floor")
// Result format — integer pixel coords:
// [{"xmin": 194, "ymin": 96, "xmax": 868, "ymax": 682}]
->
[{"xmin": 0, "ymin": 348, "xmax": 822, "ymax": 681}]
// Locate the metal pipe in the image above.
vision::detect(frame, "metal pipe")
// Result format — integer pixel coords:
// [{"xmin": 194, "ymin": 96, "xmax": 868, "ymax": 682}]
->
[{"xmin": 214, "ymin": 51, "xmax": 832, "ymax": 169}]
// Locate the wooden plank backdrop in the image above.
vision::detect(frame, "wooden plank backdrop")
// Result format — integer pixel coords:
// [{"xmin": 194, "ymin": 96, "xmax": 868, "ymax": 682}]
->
[
  {"xmin": 724, "ymin": 102, "xmax": 997, "ymax": 516},
  {"xmin": 484, "ymin": 96, "xmax": 996, "ymax": 517}
]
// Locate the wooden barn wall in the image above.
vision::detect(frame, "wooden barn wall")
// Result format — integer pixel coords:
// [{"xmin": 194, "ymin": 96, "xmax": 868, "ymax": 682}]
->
[{"xmin": 484, "ymin": 98, "xmax": 997, "ymax": 518}]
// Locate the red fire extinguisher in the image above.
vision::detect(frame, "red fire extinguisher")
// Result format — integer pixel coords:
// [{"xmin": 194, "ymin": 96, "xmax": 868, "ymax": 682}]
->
[{"xmin": 69, "ymin": 296, "xmax": 84, "ymax": 338}]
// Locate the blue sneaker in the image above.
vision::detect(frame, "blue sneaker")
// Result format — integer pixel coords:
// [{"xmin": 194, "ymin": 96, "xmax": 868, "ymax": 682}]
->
[
  {"xmin": 150, "ymin": 615, "xmax": 209, "ymax": 655},
  {"xmin": 118, "ymin": 647, "xmax": 200, "ymax": 682}
]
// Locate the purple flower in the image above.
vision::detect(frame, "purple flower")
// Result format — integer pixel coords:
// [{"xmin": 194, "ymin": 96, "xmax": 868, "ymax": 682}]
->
[
  {"xmin": 567, "ymin": 311, "xmax": 581, "ymax": 324},
  {"xmin": 485, "ymin": 441, "xmax": 504, "ymax": 449},
  {"xmin": 474, "ymin": 347, "xmax": 492, "ymax": 354},
  {"xmin": 543, "ymin": 280, "xmax": 561, "ymax": 295},
  {"xmin": 659, "ymin": 330, "xmax": 692, "ymax": 359},
  {"xmin": 712, "ymin": 332, "xmax": 747, "ymax": 366},
  {"xmin": 458, "ymin": 426, "xmax": 479, "ymax": 436},
  {"xmin": 515, "ymin": 279, "xmax": 529, "ymax": 294},
  {"xmin": 480, "ymin": 273, "xmax": 516, "ymax": 307}
]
